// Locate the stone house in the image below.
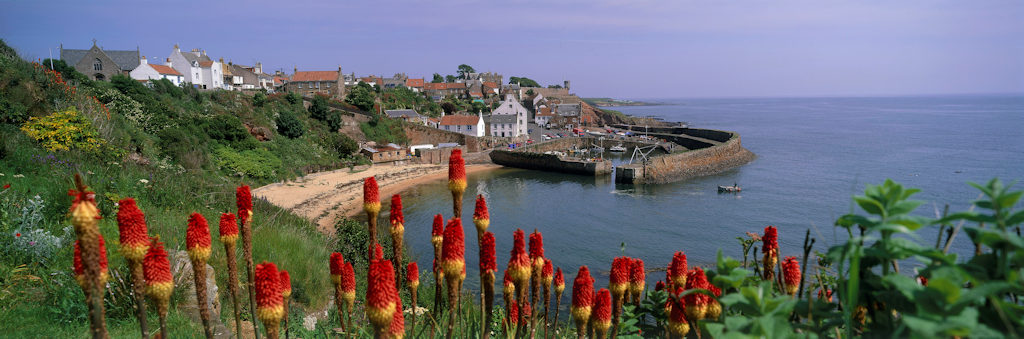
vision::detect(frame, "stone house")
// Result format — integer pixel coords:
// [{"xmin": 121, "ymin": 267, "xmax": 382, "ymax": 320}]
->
[
  {"xmin": 60, "ymin": 40, "xmax": 140, "ymax": 81},
  {"xmin": 405, "ymin": 78, "xmax": 425, "ymax": 92},
  {"xmin": 534, "ymin": 107, "xmax": 555, "ymax": 127},
  {"xmin": 285, "ymin": 67, "xmax": 346, "ymax": 99},
  {"xmin": 129, "ymin": 57, "xmax": 183, "ymax": 86},
  {"xmin": 385, "ymin": 109, "xmax": 429, "ymax": 125},
  {"xmin": 168, "ymin": 45, "xmax": 222, "ymax": 89},
  {"xmin": 439, "ymin": 113, "xmax": 484, "ymax": 137},
  {"xmin": 360, "ymin": 144, "xmax": 408, "ymax": 163},
  {"xmin": 490, "ymin": 94, "xmax": 528, "ymax": 137}
]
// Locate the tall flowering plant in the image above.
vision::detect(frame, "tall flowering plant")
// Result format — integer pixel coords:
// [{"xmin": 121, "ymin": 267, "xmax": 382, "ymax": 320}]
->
[
  {"xmin": 236, "ymin": 184, "xmax": 261, "ymax": 339},
  {"xmin": 448, "ymin": 149, "xmax": 467, "ymax": 216},
  {"xmin": 329, "ymin": 252, "xmax": 349, "ymax": 333},
  {"xmin": 143, "ymin": 236, "xmax": 173, "ymax": 339},
  {"xmin": 115, "ymin": 197, "xmax": 149, "ymax": 336},
  {"xmin": 364, "ymin": 177, "xmax": 381, "ymax": 263},
  {"xmin": 366, "ymin": 259, "xmax": 398, "ymax": 337},
  {"xmin": 441, "ymin": 218, "xmax": 466, "ymax": 338},
  {"xmin": 762, "ymin": 225, "xmax": 779, "ymax": 281},
  {"xmin": 68, "ymin": 176, "xmax": 107, "ymax": 338},
  {"xmin": 431, "ymin": 214, "xmax": 444, "ymax": 315},
  {"xmin": 389, "ymin": 194, "xmax": 405, "ymax": 291},
  {"xmin": 571, "ymin": 266, "xmax": 594, "ymax": 339},
  {"xmin": 479, "ymin": 231, "xmax": 497, "ymax": 339},
  {"xmin": 552, "ymin": 267, "xmax": 566, "ymax": 338},
  {"xmin": 219, "ymin": 212, "xmax": 243, "ymax": 336},
  {"xmin": 255, "ymin": 262, "xmax": 284, "ymax": 339},
  {"xmin": 186, "ymin": 212, "xmax": 215, "ymax": 338},
  {"xmin": 592, "ymin": 288, "xmax": 612, "ymax": 339}
]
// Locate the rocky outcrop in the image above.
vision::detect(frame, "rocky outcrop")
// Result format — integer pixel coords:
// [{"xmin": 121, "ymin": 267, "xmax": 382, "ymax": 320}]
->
[{"xmin": 169, "ymin": 250, "xmax": 232, "ymax": 338}]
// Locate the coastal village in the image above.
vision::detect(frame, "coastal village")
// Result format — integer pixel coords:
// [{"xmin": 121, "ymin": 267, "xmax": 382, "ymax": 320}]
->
[{"xmin": 59, "ymin": 40, "xmax": 640, "ymax": 162}]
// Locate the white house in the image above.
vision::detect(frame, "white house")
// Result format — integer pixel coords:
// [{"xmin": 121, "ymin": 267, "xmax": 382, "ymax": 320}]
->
[
  {"xmin": 168, "ymin": 45, "xmax": 222, "ymax": 90},
  {"xmin": 490, "ymin": 94, "xmax": 528, "ymax": 137},
  {"xmin": 439, "ymin": 113, "xmax": 485, "ymax": 137},
  {"xmin": 129, "ymin": 57, "xmax": 184, "ymax": 86}
]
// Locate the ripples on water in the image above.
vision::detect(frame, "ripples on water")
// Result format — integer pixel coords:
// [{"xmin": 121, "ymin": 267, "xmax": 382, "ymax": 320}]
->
[{"xmin": 382, "ymin": 95, "xmax": 1024, "ymax": 297}]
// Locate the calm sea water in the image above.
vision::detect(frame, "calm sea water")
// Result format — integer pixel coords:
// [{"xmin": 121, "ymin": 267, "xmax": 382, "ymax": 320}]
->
[{"xmin": 392, "ymin": 95, "xmax": 1024, "ymax": 291}]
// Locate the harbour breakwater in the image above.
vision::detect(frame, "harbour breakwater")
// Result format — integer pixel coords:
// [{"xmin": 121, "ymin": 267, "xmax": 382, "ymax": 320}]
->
[{"xmin": 488, "ymin": 127, "xmax": 755, "ymax": 184}]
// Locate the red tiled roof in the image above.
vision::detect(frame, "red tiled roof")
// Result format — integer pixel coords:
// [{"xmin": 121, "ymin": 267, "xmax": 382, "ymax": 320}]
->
[
  {"xmin": 470, "ymin": 92, "xmax": 483, "ymax": 97},
  {"xmin": 293, "ymin": 71, "xmax": 339, "ymax": 82},
  {"xmin": 406, "ymin": 78, "xmax": 424, "ymax": 87},
  {"xmin": 482, "ymin": 81, "xmax": 498, "ymax": 88},
  {"xmin": 537, "ymin": 107, "xmax": 553, "ymax": 116},
  {"xmin": 446, "ymin": 83, "xmax": 466, "ymax": 89},
  {"xmin": 274, "ymin": 76, "xmax": 289, "ymax": 85},
  {"xmin": 440, "ymin": 114, "xmax": 479, "ymax": 126},
  {"xmin": 199, "ymin": 60, "xmax": 214, "ymax": 67},
  {"xmin": 150, "ymin": 64, "xmax": 182, "ymax": 76},
  {"xmin": 424, "ymin": 83, "xmax": 446, "ymax": 90}
]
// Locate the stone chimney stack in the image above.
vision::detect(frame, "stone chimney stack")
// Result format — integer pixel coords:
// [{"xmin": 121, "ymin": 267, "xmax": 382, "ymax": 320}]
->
[
  {"xmin": 255, "ymin": 62, "xmax": 262, "ymax": 74},
  {"xmin": 564, "ymin": 80, "xmax": 570, "ymax": 91},
  {"xmin": 166, "ymin": 58, "xmax": 172, "ymax": 68},
  {"xmin": 140, "ymin": 56, "xmax": 148, "ymax": 65}
]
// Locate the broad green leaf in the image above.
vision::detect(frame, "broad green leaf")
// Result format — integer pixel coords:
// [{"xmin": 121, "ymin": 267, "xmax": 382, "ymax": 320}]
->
[
  {"xmin": 996, "ymin": 190, "xmax": 1023, "ymax": 209},
  {"xmin": 927, "ymin": 278, "xmax": 962, "ymax": 305},
  {"xmin": 881, "ymin": 274, "xmax": 922, "ymax": 300},
  {"xmin": 1006, "ymin": 209, "xmax": 1024, "ymax": 226},
  {"xmin": 855, "ymin": 196, "xmax": 885, "ymax": 216},
  {"xmin": 890, "ymin": 199, "xmax": 924, "ymax": 216}
]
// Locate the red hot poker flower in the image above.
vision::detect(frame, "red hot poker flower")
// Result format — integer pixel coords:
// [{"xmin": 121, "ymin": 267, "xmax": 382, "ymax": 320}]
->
[
  {"xmin": 592, "ymin": 288, "xmax": 613, "ymax": 335},
  {"xmin": 473, "ymin": 194, "xmax": 489, "ymax": 233},
  {"xmin": 73, "ymin": 235, "xmax": 109, "ymax": 287},
  {"xmin": 116, "ymin": 198, "xmax": 149, "ymax": 261},
  {"xmin": 448, "ymin": 149, "xmax": 466, "ymax": 193},
  {"xmin": 571, "ymin": 266, "xmax": 594, "ymax": 330},
  {"xmin": 341, "ymin": 262, "xmax": 356, "ymax": 306},
  {"xmin": 370, "ymin": 243, "xmax": 384, "ymax": 262},
  {"xmin": 407, "ymin": 262, "xmax": 420, "ymax": 290},
  {"xmin": 441, "ymin": 218, "xmax": 466, "ymax": 282},
  {"xmin": 554, "ymin": 267, "xmax": 565, "ymax": 294},
  {"xmin": 629, "ymin": 258, "xmax": 646, "ymax": 298},
  {"xmin": 186, "ymin": 213, "xmax": 212, "ymax": 262},
  {"xmin": 782, "ymin": 256, "xmax": 801, "ymax": 295},
  {"xmin": 389, "ymin": 300, "xmax": 405, "ymax": 338},
  {"xmin": 669, "ymin": 251, "xmax": 688, "ymax": 288},
  {"xmin": 480, "ymin": 231, "xmax": 496, "ymax": 274},
  {"xmin": 389, "ymin": 194, "xmax": 403, "ymax": 226},
  {"xmin": 431, "ymin": 214, "xmax": 444, "ymax": 248},
  {"xmin": 330, "ymin": 252, "xmax": 344, "ymax": 284},
  {"xmin": 667, "ymin": 290, "xmax": 690, "ymax": 337},
  {"xmin": 609, "ymin": 256, "xmax": 631, "ymax": 297},
  {"xmin": 363, "ymin": 177, "xmax": 381, "ymax": 215},
  {"xmin": 218, "ymin": 212, "xmax": 238, "ymax": 245},
  {"xmin": 255, "ymin": 262, "xmax": 284, "ymax": 323},
  {"xmin": 280, "ymin": 270, "xmax": 292, "ymax": 299},
  {"xmin": 236, "ymin": 185, "xmax": 252, "ymax": 222},
  {"xmin": 143, "ymin": 237, "xmax": 173, "ymax": 301},
  {"xmin": 542, "ymin": 259, "xmax": 554, "ymax": 286},
  {"xmin": 763, "ymin": 226, "xmax": 779, "ymax": 257},
  {"xmin": 508, "ymin": 300, "xmax": 519, "ymax": 325},
  {"xmin": 508, "ymin": 229, "xmax": 531, "ymax": 286},
  {"xmin": 684, "ymin": 267, "xmax": 711, "ymax": 321},
  {"xmin": 529, "ymin": 229, "xmax": 544, "ymax": 270},
  {"xmin": 366, "ymin": 259, "xmax": 398, "ymax": 329}
]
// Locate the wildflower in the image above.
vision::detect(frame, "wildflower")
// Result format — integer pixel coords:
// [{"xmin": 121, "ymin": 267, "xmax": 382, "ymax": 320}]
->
[
  {"xmin": 116, "ymin": 198, "xmax": 149, "ymax": 261},
  {"xmin": 143, "ymin": 237, "xmax": 173, "ymax": 309},
  {"xmin": 480, "ymin": 231, "xmax": 496, "ymax": 274},
  {"xmin": 503, "ymin": 269, "xmax": 516, "ymax": 305},
  {"xmin": 447, "ymin": 149, "xmax": 466, "ymax": 194},
  {"xmin": 818, "ymin": 289, "xmax": 834, "ymax": 302},
  {"xmin": 2, "ymin": 184, "xmax": 9, "ymax": 190},
  {"xmin": 609, "ymin": 256, "xmax": 631, "ymax": 300},
  {"xmin": 370, "ymin": 243, "xmax": 384, "ymax": 262},
  {"xmin": 508, "ymin": 229, "xmax": 531, "ymax": 288},
  {"xmin": 763, "ymin": 226, "xmax": 779, "ymax": 280},
  {"xmin": 366, "ymin": 259, "xmax": 398, "ymax": 331},
  {"xmin": 407, "ymin": 262, "xmax": 420, "ymax": 291},
  {"xmin": 529, "ymin": 229, "xmax": 545, "ymax": 271},
  {"xmin": 28, "ymin": 241, "xmax": 36, "ymax": 246},
  {"xmin": 431, "ymin": 213, "xmax": 444, "ymax": 250},
  {"xmin": 13, "ymin": 174, "xmax": 24, "ymax": 178},
  {"xmin": 255, "ymin": 262, "xmax": 284, "ymax": 327},
  {"xmin": 684, "ymin": 267, "xmax": 711, "ymax": 322},
  {"xmin": 707, "ymin": 283, "xmax": 723, "ymax": 319},
  {"xmin": 629, "ymin": 258, "xmax": 646, "ymax": 303},
  {"xmin": 655, "ymin": 280, "xmax": 665, "ymax": 291},
  {"xmin": 280, "ymin": 270, "xmax": 292, "ymax": 299},
  {"xmin": 185, "ymin": 213, "xmax": 212, "ymax": 262},
  {"xmin": 592, "ymin": 288, "xmax": 612, "ymax": 338},
  {"xmin": 236, "ymin": 185, "xmax": 252, "ymax": 223},
  {"xmin": 669, "ymin": 251, "xmax": 688, "ymax": 289},
  {"xmin": 554, "ymin": 268, "xmax": 565, "ymax": 295},
  {"xmin": 571, "ymin": 266, "xmax": 594, "ymax": 335},
  {"xmin": 521, "ymin": 300, "xmax": 532, "ymax": 320},
  {"xmin": 389, "ymin": 301, "xmax": 405, "ymax": 339},
  {"xmin": 218, "ymin": 213, "xmax": 238, "ymax": 246},
  {"xmin": 341, "ymin": 262, "xmax": 356, "ymax": 307},
  {"xmin": 363, "ymin": 177, "xmax": 381, "ymax": 215},
  {"xmin": 667, "ymin": 288, "xmax": 690, "ymax": 337},
  {"xmin": 15, "ymin": 233, "xmax": 21, "ymax": 237},
  {"xmin": 138, "ymin": 179, "xmax": 149, "ymax": 184},
  {"xmin": 441, "ymin": 218, "xmax": 466, "ymax": 282},
  {"xmin": 508, "ymin": 300, "xmax": 519, "ymax": 325},
  {"xmin": 329, "ymin": 252, "xmax": 344, "ymax": 285},
  {"xmin": 72, "ymin": 235, "xmax": 109, "ymax": 287},
  {"xmin": 917, "ymin": 275, "xmax": 928, "ymax": 287},
  {"xmin": 782, "ymin": 256, "xmax": 801, "ymax": 296},
  {"xmin": 473, "ymin": 194, "xmax": 489, "ymax": 234},
  {"xmin": 542, "ymin": 259, "xmax": 553, "ymax": 288}
]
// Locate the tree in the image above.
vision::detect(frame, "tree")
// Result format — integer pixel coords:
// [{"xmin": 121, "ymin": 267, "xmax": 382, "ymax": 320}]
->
[
  {"xmin": 275, "ymin": 110, "xmax": 305, "ymax": 139},
  {"xmin": 252, "ymin": 91, "xmax": 267, "ymax": 107},
  {"xmin": 525, "ymin": 89, "xmax": 535, "ymax": 96},
  {"xmin": 457, "ymin": 64, "xmax": 476, "ymax": 79},
  {"xmin": 285, "ymin": 92, "xmax": 302, "ymax": 105},
  {"xmin": 345, "ymin": 82, "xmax": 376, "ymax": 111},
  {"xmin": 431, "ymin": 73, "xmax": 444, "ymax": 83},
  {"xmin": 445, "ymin": 75, "xmax": 456, "ymax": 83},
  {"xmin": 508, "ymin": 76, "xmax": 540, "ymax": 88},
  {"xmin": 441, "ymin": 102, "xmax": 457, "ymax": 114},
  {"xmin": 548, "ymin": 84, "xmax": 563, "ymax": 89},
  {"xmin": 308, "ymin": 94, "xmax": 331, "ymax": 121}
]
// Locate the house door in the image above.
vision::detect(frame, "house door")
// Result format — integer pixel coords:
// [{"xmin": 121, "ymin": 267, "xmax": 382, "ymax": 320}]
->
[{"xmin": 94, "ymin": 73, "xmax": 105, "ymax": 81}]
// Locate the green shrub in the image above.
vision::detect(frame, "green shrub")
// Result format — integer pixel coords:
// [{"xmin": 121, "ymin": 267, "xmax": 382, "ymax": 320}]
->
[
  {"xmin": 212, "ymin": 145, "xmax": 282, "ymax": 179},
  {"xmin": 0, "ymin": 97, "xmax": 29, "ymax": 125},
  {"xmin": 155, "ymin": 125, "xmax": 208, "ymax": 168},
  {"xmin": 275, "ymin": 110, "xmax": 305, "ymax": 139},
  {"xmin": 202, "ymin": 114, "xmax": 257, "ymax": 150},
  {"xmin": 333, "ymin": 132, "xmax": 359, "ymax": 157},
  {"xmin": 253, "ymin": 91, "xmax": 267, "ymax": 107},
  {"xmin": 359, "ymin": 115, "xmax": 408, "ymax": 144},
  {"xmin": 20, "ymin": 108, "xmax": 106, "ymax": 153},
  {"xmin": 285, "ymin": 92, "xmax": 302, "ymax": 105}
]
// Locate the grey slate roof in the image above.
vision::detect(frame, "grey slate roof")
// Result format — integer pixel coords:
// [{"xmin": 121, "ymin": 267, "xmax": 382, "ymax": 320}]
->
[
  {"xmin": 385, "ymin": 109, "xmax": 421, "ymax": 119},
  {"xmin": 180, "ymin": 51, "xmax": 212, "ymax": 64},
  {"xmin": 490, "ymin": 114, "xmax": 518, "ymax": 124},
  {"xmin": 555, "ymin": 103, "xmax": 581, "ymax": 116},
  {"xmin": 61, "ymin": 48, "xmax": 140, "ymax": 71}
]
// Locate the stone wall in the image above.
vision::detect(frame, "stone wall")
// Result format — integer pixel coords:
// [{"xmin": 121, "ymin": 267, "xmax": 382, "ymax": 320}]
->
[
  {"xmin": 490, "ymin": 150, "xmax": 612, "ymax": 175},
  {"xmin": 404, "ymin": 123, "xmax": 480, "ymax": 152},
  {"xmin": 615, "ymin": 134, "xmax": 755, "ymax": 184},
  {"xmin": 417, "ymin": 146, "xmax": 468, "ymax": 164}
]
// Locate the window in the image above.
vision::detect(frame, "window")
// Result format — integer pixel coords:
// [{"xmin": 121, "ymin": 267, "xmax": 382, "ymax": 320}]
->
[
  {"xmin": 467, "ymin": 125, "xmax": 472, "ymax": 131},
  {"xmin": 298, "ymin": 83, "xmax": 303, "ymax": 89},
  {"xmin": 316, "ymin": 82, "xmax": 321, "ymax": 89},
  {"xmin": 326, "ymin": 82, "xmax": 331, "ymax": 88},
  {"xmin": 93, "ymin": 58, "xmax": 102, "ymax": 71}
]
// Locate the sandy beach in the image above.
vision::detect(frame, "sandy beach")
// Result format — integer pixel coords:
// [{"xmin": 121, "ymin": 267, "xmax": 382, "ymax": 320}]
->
[{"xmin": 254, "ymin": 162, "xmax": 501, "ymax": 234}]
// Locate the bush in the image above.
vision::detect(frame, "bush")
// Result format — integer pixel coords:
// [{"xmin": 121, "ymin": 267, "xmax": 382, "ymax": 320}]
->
[
  {"xmin": 20, "ymin": 108, "xmax": 106, "ymax": 153},
  {"xmin": 285, "ymin": 92, "xmax": 302, "ymax": 105},
  {"xmin": 253, "ymin": 91, "xmax": 268, "ymax": 107},
  {"xmin": 151, "ymin": 78, "xmax": 183, "ymax": 99},
  {"xmin": 0, "ymin": 193, "xmax": 69, "ymax": 266},
  {"xmin": 0, "ymin": 97, "xmax": 29, "ymax": 125},
  {"xmin": 212, "ymin": 145, "xmax": 282, "ymax": 179},
  {"xmin": 359, "ymin": 115, "xmax": 408, "ymax": 144},
  {"xmin": 333, "ymin": 132, "xmax": 359, "ymax": 157},
  {"xmin": 155, "ymin": 125, "xmax": 208, "ymax": 168},
  {"xmin": 201, "ymin": 114, "xmax": 257, "ymax": 150},
  {"xmin": 275, "ymin": 110, "xmax": 305, "ymax": 139}
]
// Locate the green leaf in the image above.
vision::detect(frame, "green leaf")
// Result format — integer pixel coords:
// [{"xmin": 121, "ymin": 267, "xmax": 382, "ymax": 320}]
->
[
  {"xmin": 997, "ymin": 190, "xmax": 1023, "ymax": 209},
  {"xmin": 855, "ymin": 196, "xmax": 886, "ymax": 216},
  {"xmin": 889, "ymin": 199, "xmax": 924, "ymax": 216},
  {"xmin": 881, "ymin": 274, "xmax": 922, "ymax": 300},
  {"xmin": 1006, "ymin": 210, "xmax": 1024, "ymax": 226}
]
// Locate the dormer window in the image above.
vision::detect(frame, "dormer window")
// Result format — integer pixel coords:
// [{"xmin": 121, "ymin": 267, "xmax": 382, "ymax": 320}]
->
[{"xmin": 93, "ymin": 58, "xmax": 102, "ymax": 71}]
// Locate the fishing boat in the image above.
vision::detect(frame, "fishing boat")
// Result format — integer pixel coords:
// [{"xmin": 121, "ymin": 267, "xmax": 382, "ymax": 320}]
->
[
  {"xmin": 609, "ymin": 144, "xmax": 627, "ymax": 152},
  {"xmin": 718, "ymin": 184, "xmax": 741, "ymax": 193}
]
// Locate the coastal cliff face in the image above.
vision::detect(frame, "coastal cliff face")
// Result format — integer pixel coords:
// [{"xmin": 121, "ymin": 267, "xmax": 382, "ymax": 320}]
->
[{"xmin": 615, "ymin": 134, "xmax": 755, "ymax": 184}]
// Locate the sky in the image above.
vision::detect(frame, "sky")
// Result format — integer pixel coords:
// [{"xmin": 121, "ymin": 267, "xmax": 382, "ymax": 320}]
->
[{"xmin": 2, "ymin": 0, "xmax": 1022, "ymax": 99}]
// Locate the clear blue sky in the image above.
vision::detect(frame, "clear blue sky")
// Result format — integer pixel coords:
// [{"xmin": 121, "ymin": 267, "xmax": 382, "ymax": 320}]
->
[{"xmin": 2, "ymin": 0, "xmax": 1022, "ymax": 99}]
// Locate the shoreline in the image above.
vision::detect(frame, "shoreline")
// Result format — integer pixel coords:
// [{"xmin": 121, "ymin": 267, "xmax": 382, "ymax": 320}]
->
[{"xmin": 254, "ymin": 162, "xmax": 501, "ymax": 234}]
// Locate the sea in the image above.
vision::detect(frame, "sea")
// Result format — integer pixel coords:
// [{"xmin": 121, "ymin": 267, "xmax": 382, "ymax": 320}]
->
[{"xmin": 392, "ymin": 94, "xmax": 1024, "ymax": 293}]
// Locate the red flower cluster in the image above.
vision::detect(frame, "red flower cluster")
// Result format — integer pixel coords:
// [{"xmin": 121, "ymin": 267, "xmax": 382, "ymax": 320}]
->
[
  {"xmin": 236, "ymin": 185, "xmax": 252, "ymax": 223},
  {"xmin": 782, "ymin": 256, "xmax": 801, "ymax": 295},
  {"xmin": 218, "ymin": 212, "xmax": 238, "ymax": 245},
  {"xmin": 609, "ymin": 256, "xmax": 631, "ymax": 298},
  {"xmin": 763, "ymin": 225, "xmax": 779, "ymax": 257},
  {"xmin": 554, "ymin": 267, "xmax": 565, "ymax": 294},
  {"xmin": 255, "ymin": 262, "xmax": 284, "ymax": 323},
  {"xmin": 448, "ymin": 149, "xmax": 466, "ymax": 193},
  {"xmin": 473, "ymin": 194, "xmax": 489, "ymax": 222},
  {"xmin": 280, "ymin": 270, "xmax": 292, "ymax": 299},
  {"xmin": 441, "ymin": 218, "xmax": 466, "ymax": 281},
  {"xmin": 629, "ymin": 258, "xmax": 646, "ymax": 300},
  {"xmin": 480, "ymin": 231, "xmax": 496, "ymax": 274},
  {"xmin": 669, "ymin": 251, "xmax": 688, "ymax": 288},
  {"xmin": 508, "ymin": 229, "xmax": 531, "ymax": 285},
  {"xmin": 115, "ymin": 198, "xmax": 149, "ymax": 261},
  {"xmin": 684, "ymin": 267, "xmax": 711, "ymax": 321},
  {"xmin": 571, "ymin": 266, "xmax": 594, "ymax": 330},
  {"xmin": 72, "ymin": 235, "xmax": 109, "ymax": 286},
  {"xmin": 389, "ymin": 194, "xmax": 403, "ymax": 225},
  {"xmin": 592, "ymin": 288, "xmax": 612, "ymax": 335},
  {"xmin": 407, "ymin": 262, "xmax": 420, "ymax": 290},
  {"xmin": 529, "ymin": 230, "xmax": 545, "ymax": 270},
  {"xmin": 363, "ymin": 177, "xmax": 381, "ymax": 214},
  {"xmin": 185, "ymin": 213, "xmax": 212, "ymax": 262},
  {"xmin": 431, "ymin": 214, "xmax": 444, "ymax": 250},
  {"xmin": 143, "ymin": 237, "xmax": 173, "ymax": 301},
  {"xmin": 366, "ymin": 259, "xmax": 398, "ymax": 329},
  {"xmin": 542, "ymin": 259, "xmax": 553, "ymax": 286},
  {"xmin": 329, "ymin": 252, "xmax": 344, "ymax": 283}
]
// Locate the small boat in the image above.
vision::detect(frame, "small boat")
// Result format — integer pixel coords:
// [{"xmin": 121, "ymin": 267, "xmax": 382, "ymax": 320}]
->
[
  {"xmin": 718, "ymin": 184, "xmax": 741, "ymax": 193},
  {"xmin": 609, "ymin": 144, "xmax": 627, "ymax": 152},
  {"xmin": 591, "ymin": 146, "xmax": 605, "ymax": 153}
]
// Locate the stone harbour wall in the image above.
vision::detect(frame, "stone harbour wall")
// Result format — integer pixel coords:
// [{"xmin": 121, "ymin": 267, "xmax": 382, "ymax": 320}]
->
[
  {"xmin": 490, "ymin": 150, "xmax": 613, "ymax": 175},
  {"xmin": 615, "ymin": 134, "xmax": 755, "ymax": 184}
]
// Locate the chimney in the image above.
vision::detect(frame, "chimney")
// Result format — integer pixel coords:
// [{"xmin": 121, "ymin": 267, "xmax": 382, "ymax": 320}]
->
[
  {"xmin": 564, "ymin": 80, "xmax": 570, "ymax": 91},
  {"xmin": 202, "ymin": 49, "xmax": 207, "ymax": 56},
  {"xmin": 166, "ymin": 58, "xmax": 172, "ymax": 68},
  {"xmin": 293, "ymin": 66, "xmax": 298, "ymax": 74},
  {"xmin": 173, "ymin": 44, "xmax": 179, "ymax": 52},
  {"xmin": 255, "ymin": 62, "xmax": 262, "ymax": 74},
  {"xmin": 140, "ymin": 56, "xmax": 147, "ymax": 65}
]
